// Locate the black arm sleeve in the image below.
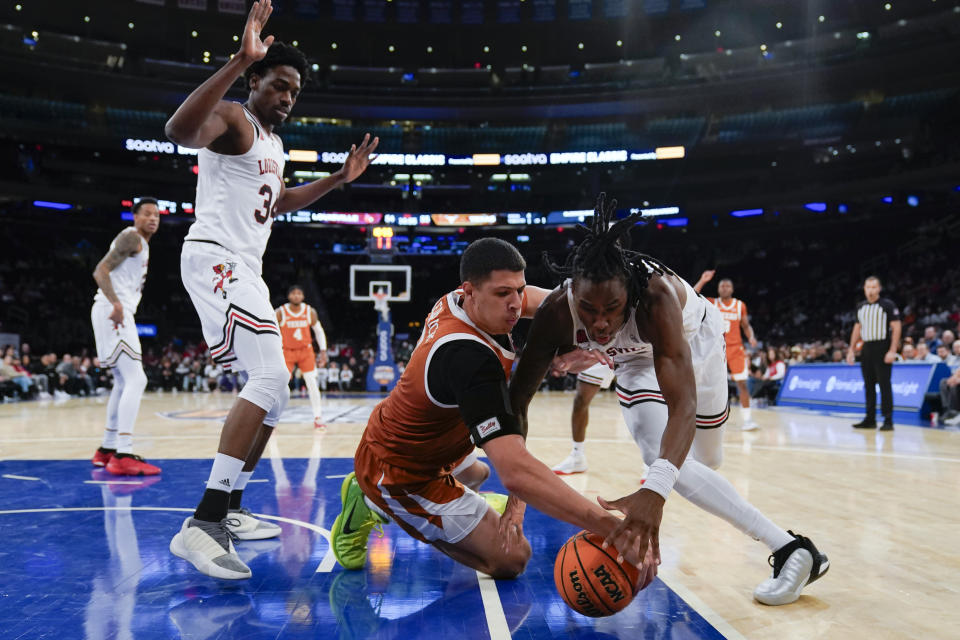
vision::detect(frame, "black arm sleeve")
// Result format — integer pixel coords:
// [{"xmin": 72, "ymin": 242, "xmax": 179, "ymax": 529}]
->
[{"xmin": 426, "ymin": 340, "xmax": 523, "ymax": 446}]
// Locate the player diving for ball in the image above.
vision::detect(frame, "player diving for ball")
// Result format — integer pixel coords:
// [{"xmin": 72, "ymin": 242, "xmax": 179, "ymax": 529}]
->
[{"xmin": 508, "ymin": 194, "xmax": 829, "ymax": 606}]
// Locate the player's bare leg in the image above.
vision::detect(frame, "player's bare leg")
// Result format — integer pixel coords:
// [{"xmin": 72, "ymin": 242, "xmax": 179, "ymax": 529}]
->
[{"xmin": 432, "ymin": 507, "xmax": 531, "ymax": 579}]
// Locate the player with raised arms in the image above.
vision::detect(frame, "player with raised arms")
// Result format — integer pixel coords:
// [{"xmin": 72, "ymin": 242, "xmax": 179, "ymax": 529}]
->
[{"xmin": 164, "ymin": 0, "xmax": 378, "ymax": 579}]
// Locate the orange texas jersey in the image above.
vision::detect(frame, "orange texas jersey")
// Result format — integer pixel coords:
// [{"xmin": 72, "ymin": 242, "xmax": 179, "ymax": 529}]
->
[
  {"xmin": 278, "ymin": 303, "xmax": 314, "ymax": 350},
  {"xmin": 708, "ymin": 297, "xmax": 747, "ymax": 348}
]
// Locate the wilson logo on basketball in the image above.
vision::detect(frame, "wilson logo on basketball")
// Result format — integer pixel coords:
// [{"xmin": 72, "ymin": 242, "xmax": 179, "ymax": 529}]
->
[{"xmin": 567, "ymin": 569, "xmax": 604, "ymax": 617}]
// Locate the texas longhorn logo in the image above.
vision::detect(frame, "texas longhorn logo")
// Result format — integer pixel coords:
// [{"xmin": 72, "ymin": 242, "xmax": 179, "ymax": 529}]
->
[{"xmin": 212, "ymin": 262, "xmax": 238, "ymax": 299}]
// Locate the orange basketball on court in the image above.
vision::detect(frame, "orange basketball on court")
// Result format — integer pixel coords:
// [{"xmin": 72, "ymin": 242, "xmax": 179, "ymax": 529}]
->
[{"xmin": 553, "ymin": 531, "xmax": 642, "ymax": 617}]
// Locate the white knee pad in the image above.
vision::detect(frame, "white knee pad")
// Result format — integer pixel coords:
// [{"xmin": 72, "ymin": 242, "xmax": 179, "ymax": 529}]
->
[{"xmin": 239, "ymin": 363, "xmax": 290, "ymax": 415}]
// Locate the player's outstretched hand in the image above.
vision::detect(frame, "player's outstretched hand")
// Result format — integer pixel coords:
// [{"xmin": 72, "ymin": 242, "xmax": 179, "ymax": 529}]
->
[
  {"xmin": 109, "ymin": 302, "xmax": 125, "ymax": 329},
  {"xmin": 551, "ymin": 348, "xmax": 614, "ymax": 376},
  {"xmin": 498, "ymin": 494, "xmax": 526, "ymax": 554},
  {"xmin": 239, "ymin": 0, "xmax": 275, "ymax": 62},
  {"xmin": 338, "ymin": 134, "xmax": 380, "ymax": 183},
  {"xmin": 597, "ymin": 489, "xmax": 664, "ymax": 568}
]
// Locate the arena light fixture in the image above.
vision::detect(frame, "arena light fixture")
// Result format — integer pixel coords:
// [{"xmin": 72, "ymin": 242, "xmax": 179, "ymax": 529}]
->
[
  {"xmin": 776, "ymin": 22, "xmax": 782, "ymax": 29},
  {"xmin": 616, "ymin": 40, "xmax": 622, "ymax": 47},
  {"xmin": 655, "ymin": 146, "xmax": 685, "ymax": 159},
  {"xmin": 289, "ymin": 149, "xmax": 319, "ymax": 162},
  {"xmin": 907, "ymin": 195, "xmax": 919, "ymax": 207},
  {"xmin": 292, "ymin": 40, "xmax": 298, "ymax": 46},
  {"xmin": 714, "ymin": 30, "xmax": 721, "ymax": 37},
  {"xmin": 578, "ymin": 42, "xmax": 584, "ymax": 50},
  {"xmin": 483, "ymin": 45, "xmax": 490, "ymax": 52},
  {"xmin": 473, "ymin": 154, "xmax": 501, "ymax": 166},
  {"xmin": 128, "ymin": 22, "xmax": 135, "ymax": 29},
  {"xmin": 804, "ymin": 202, "xmax": 827, "ymax": 212},
  {"xmin": 33, "ymin": 201, "xmax": 72, "ymax": 210},
  {"xmin": 84, "ymin": 16, "xmax": 90, "ymax": 23},
  {"xmin": 233, "ymin": 35, "xmax": 239, "ymax": 41},
  {"xmin": 427, "ymin": 46, "xmax": 433, "ymax": 52},
  {"xmin": 884, "ymin": 3, "xmax": 892, "ymax": 10},
  {"xmin": 882, "ymin": 196, "xmax": 893, "ymax": 203},
  {"xmin": 15, "ymin": 4, "xmax": 21, "ymax": 11},
  {"xmin": 191, "ymin": 30, "xmax": 198, "ymax": 37},
  {"xmin": 388, "ymin": 45, "xmax": 395, "ymax": 52},
  {"xmin": 521, "ymin": 45, "xmax": 527, "ymax": 52},
  {"xmin": 818, "ymin": 15, "xmax": 825, "ymax": 22},
  {"xmin": 760, "ymin": 44, "xmax": 767, "ymax": 51},
  {"xmin": 674, "ymin": 34, "xmax": 681, "ymax": 41},
  {"xmin": 730, "ymin": 208, "xmax": 763, "ymax": 217},
  {"xmin": 311, "ymin": 63, "xmax": 319, "ymax": 71}
]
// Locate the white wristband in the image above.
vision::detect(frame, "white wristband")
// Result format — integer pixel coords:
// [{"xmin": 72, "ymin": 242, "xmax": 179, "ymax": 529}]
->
[{"xmin": 643, "ymin": 458, "xmax": 680, "ymax": 500}]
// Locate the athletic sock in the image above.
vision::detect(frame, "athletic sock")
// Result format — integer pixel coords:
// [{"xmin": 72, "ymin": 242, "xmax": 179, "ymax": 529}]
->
[
  {"xmin": 196, "ymin": 453, "xmax": 244, "ymax": 522},
  {"xmin": 572, "ymin": 441, "xmax": 585, "ymax": 454},
  {"xmin": 229, "ymin": 471, "xmax": 253, "ymax": 510},
  {"xmin": 742, "ymin": 407, "xmax": 752, "ymax": 422}
]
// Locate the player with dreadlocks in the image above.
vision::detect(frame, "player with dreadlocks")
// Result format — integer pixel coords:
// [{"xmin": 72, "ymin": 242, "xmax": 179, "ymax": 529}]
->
[{"xmin": 509, "ymin": 193, "xmax": 830, "ymax": 605}]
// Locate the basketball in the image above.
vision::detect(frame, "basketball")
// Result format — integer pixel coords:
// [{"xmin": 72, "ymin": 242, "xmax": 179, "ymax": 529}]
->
[{"xmin": 554, "ymin": 531, "xmax": 642, "ymax": 617}]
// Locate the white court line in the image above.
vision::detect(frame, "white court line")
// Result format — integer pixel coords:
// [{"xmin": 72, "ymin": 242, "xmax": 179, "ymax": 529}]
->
[
  {"xmin": 325, "ymin": 474, "xmax": 349, "ymax": 479},
  {"xmin": 248, "ymin": 478, "xmax": 270, "ymax": 483},
  {"xmin": 0, "ymin": 507, "xmax": 335, "ymax": 573},
  {"xmin": 2, "ymin": 473, "xmax": 40, "ymax": 481},
  {"xmin": 476, "ymin": 571, "xmax": 511, "ymax": 640},
  {"xmin": 658, "ymin": 576, "xmax": 748, "ymax": 640},
  {"xmin": 84, "ymin": 480, "xmax": 144, "ymax": 485}
]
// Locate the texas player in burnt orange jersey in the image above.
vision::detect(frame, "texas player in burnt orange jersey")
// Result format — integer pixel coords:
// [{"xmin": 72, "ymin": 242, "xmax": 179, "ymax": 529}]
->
[
  {"xmin": 694, "ymin": 270, "xmax": 760, "ymax": 431},
  {"xmin": 330, "ymin": 238, "xmax": 657, "ymax": 579},
  {"xmin": 276, "ymin": 285, "xmax": 327, "ymax": 429}
]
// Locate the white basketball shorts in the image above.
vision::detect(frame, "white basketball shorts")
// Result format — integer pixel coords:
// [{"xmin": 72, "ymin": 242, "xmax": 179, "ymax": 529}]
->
[
  {"xmin": 91, "ymin": 301, "xmax": 142, "ymax": 367},
  {"xmin": 576, "ymin": 362, "xmax": 616, "ymax": 389},
  {"xmin": 614, "ymin": 304, "xmax": 729, "ymax": 466},
  {"xmin": 180, "ymin": 241, "xmax": 281, "ymax": 371}
]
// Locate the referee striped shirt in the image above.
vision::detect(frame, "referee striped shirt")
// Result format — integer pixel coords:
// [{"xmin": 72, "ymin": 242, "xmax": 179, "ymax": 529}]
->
[{"xmin": 856, "ymin": 298, "xmax": 900, "ymax": 342}]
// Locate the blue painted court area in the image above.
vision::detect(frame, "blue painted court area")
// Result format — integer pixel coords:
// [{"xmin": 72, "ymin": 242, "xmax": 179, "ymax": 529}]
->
[{"xmin": 0, "ymin": 459, "xmax": 725, "ymax": 640}]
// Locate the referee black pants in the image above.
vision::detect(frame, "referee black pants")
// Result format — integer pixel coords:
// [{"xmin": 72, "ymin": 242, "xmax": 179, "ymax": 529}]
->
[{"xmin": 860, "ymin": 340, "xmax": 893, "ymax": 421}]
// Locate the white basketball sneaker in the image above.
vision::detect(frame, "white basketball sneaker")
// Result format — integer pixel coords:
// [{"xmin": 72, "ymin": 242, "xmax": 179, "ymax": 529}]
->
[
  {"xmin": 169, "ymin": 516, "xmax": 252, "ymax": 580},
  {"xmin": 741, "ymin": 421, "xmax": 760, "ymax": 431},
  {"xmin": 226, "ymin": 508, "xmax": 282, "ymax": 540},
  {"xmin": 552, "ymin": 450, "xmax": 588, "ymax": 475},
  {"xmin": 754, "ymin": 531, "xmax": 830, "ymax": 605}
]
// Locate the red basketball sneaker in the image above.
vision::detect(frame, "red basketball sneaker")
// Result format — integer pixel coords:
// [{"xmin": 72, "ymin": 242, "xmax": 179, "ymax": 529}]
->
[
  {"xmin": 106, "ymin": 453, "xmax": 161, "ymax": 476},
  {"xmin": 91, "ymin": 447, "xmax": 116, "ymax": 467},
  {"xmin": 313, "ymin": 418, "xmax": 327, "ymax": 430}
]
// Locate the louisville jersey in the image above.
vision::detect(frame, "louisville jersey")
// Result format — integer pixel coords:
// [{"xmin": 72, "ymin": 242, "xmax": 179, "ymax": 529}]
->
[
  {"xmin": 93, "ymin": 229, "xmax": 149, "ymax": 314},
  {"xmin": 278, "ymin": 303, "xmax": 314, "ymax": 350},
  {"xmin": 184, "ymin": 104, "xmax": 285, "ymax": 274},
  {"xmin": 709, "ymin": 297, "xmax": 746, "ymax": 348},
  {"xmin": 361, "ymin": 289, "xmax": 524, "ymax": 475}
]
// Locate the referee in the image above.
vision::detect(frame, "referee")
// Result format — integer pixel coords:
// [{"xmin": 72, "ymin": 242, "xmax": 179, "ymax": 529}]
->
[{"xmin": 846, "ymin": 276, "xmax": 901, "ymax": 431}]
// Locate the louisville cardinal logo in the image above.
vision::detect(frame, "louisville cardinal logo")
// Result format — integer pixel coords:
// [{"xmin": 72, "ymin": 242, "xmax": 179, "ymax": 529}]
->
[{"xmin": 212, "ymin": 262, "xmax": 238, "ymax": 299}]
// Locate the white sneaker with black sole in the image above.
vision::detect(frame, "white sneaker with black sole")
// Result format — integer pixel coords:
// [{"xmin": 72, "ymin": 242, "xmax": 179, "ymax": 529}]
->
[
  {"xmin": 169, "ymin": 516, "xmax": 251, "ymax": 580},
  {"xmin": 226, "ymin": 507, "xmax": 282, "ymax": 540},
  {"xmin": 552, "ymin": 451, "xmax": 587, "ymax": 475},
  {"xmin": 754, "ymin": 530, "xmax": 830, "ymax": 605}
]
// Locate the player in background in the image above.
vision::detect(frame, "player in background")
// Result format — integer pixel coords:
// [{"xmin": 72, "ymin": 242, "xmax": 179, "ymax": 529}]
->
[
  {"xmin": 164, "ymin": 0, "xmax": 378, "ymax": 579},
  {"xmin": 549, "ymin": 360, "xmax": 614, "ymax": 475},
  {"xmin": 90, "ymin": 198, "xmax": 161, "ymax": 476},
  {"xmin": 277, "ymin": 285, "xmax": 327, "ymax": 429},
  {"xmin": 693, "ymin": 270, "xmax": 760, "ymax": 431}
]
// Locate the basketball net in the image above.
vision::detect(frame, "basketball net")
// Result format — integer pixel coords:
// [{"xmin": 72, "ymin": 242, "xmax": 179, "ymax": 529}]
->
[{"xmin": 373, "ymin": 291, "xmax": 390, "ymax": 322}]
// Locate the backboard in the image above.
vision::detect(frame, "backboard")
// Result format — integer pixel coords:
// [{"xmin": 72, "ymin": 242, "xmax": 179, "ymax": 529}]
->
[{"xmin": 349, "ymin": 264, "xmax": 412, "ymax": 303}]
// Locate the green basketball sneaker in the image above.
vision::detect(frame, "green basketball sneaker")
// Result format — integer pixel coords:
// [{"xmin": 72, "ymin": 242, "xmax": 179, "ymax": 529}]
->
[
  {"xmin": 331, "ymin": 472, "xmax": 386, "ymax": 570},
  {"xmin": 479, "ymin": 491, "xmax": 508, "ymax": 515}
]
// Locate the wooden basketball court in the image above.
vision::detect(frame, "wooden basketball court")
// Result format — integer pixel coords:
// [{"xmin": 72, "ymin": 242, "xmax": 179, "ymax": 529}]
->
[{"xmin": 1, "ymin": 389, "xmax": 957, "ymax": 639}]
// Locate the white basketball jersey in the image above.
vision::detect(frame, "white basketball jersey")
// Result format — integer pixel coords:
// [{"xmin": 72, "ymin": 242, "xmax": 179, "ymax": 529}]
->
[
  {"xmin": 566, "ymin": 262, "xmax": 707, "ymax": 365},
  {"xmin": 185, "ymin": 105, "xmax": 286, "ymax": 274},
  {"xmin": 94, "ymin": 230, "xmax": 149, "ymax": 314}
]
